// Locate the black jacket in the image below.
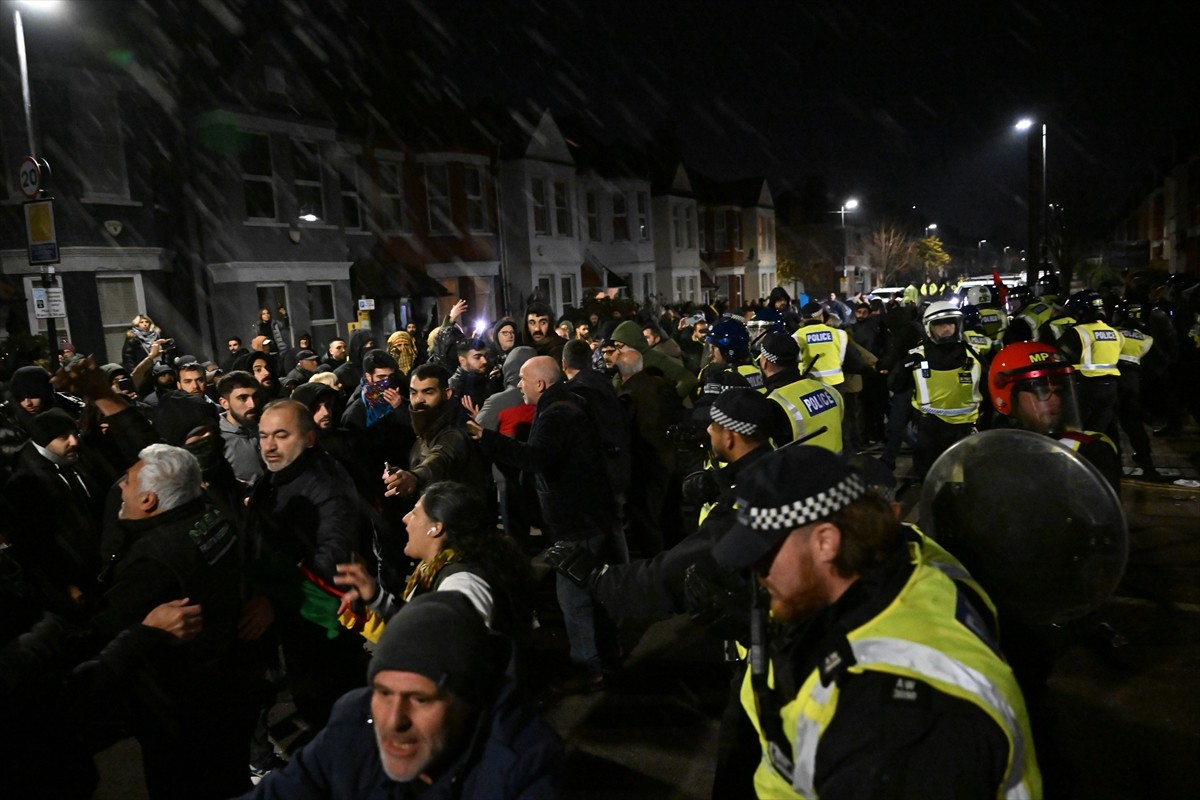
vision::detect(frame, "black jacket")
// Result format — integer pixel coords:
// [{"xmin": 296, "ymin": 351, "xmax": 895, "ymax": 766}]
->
[{"xmin": 479, "ymin": 381, "xmax": 616, "ymax": 541}]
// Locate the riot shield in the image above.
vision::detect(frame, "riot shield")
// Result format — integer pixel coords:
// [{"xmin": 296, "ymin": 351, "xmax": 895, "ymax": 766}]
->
[{"xmin": 919, "ymin": 429, "xmax": 1128, "ymax": 626}]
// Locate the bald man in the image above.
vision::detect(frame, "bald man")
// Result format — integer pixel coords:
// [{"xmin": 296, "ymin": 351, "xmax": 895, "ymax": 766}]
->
[{"xmin": 468, "ymin": 355, "xmax": 626, "ymax": 692}]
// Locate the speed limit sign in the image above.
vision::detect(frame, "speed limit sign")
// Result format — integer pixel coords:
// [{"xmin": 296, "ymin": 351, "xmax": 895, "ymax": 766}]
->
[{"xmin": 18, "ymin": 156, "xmax": 41, "ymax": 200}]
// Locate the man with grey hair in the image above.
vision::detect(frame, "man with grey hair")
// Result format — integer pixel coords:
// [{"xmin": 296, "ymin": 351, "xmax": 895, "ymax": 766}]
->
[{"xmin": 90, "ymin": 442, "xmax": 259, "ymax": 799}]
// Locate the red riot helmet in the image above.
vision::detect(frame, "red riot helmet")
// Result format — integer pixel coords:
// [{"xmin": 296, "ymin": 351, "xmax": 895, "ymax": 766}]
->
[{"xmin": 989, "ymin": 341, "xmax": 1081, "ymax": 436}]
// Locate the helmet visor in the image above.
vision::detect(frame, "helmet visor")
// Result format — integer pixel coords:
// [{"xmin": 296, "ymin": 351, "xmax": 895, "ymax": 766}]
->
[{"xmin": 1011, "ymin": 372, "xmax": 1082, "ymax": 436}]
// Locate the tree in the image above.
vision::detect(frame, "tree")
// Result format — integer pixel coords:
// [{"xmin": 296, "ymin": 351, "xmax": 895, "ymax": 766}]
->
[
  {"xmin": 914, "ymin": 235, "xmax": 952, "ymax": 281},
  {"xmin": 862, "ymin": 225, "xmax": 918, "ymax": 287},
  {"xmin": 777, "ymin": 223, "xmax": 836, "ymax": 298}
]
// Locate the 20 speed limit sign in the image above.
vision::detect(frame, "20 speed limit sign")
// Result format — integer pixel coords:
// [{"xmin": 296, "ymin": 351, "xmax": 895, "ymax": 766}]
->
[{"xmin": 18, "ymin": 156, "xmax": 41, "ymax": 200}]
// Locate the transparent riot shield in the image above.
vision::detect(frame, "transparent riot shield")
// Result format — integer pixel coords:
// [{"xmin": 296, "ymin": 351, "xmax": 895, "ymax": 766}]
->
[{"xmin": 919, "ymin": 429, "xmax": 1127, "ymax": 626}]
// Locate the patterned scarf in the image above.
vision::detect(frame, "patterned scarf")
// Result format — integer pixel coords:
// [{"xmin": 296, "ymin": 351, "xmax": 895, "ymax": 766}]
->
[
  {"xmin": 403, "ymin": 548, "xmax": 461, "ymax": 599},
  {"xmin": 361, "ymin": 376, "xmax": 396, "ymax": 427},
  {"xmin": 387, "ymin": 330, "xmax": 417, "ymax": 375}
]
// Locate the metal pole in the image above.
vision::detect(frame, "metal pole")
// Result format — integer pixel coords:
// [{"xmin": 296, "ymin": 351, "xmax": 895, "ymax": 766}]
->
[
  {"xmin": 1025, "ymin": 122, "xmax": 1043, "ymax": 287},
  {"xmin": 16, "ymin": 8, "xmax": 58, "ymax": 356}
]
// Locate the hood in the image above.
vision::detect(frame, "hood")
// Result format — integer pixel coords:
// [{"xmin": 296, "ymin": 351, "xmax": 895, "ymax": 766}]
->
[
  {"xmin": 611, "ymin": 320, "xmax": 649, "ymax": 354},
  {"xmin": 501, "ymin": 346, "xmax": 537, "ymax": 388},
  {"xmin": 347, "ymin": 329, "xmax": 376, "ymax": 365}
]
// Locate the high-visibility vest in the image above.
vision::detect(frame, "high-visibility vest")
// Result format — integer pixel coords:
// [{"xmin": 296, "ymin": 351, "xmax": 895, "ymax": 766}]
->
[
  {"xmin": 794, "ymin": 324, "xmax": 848, "ymax": 386},
  {"xmin": 908, "ymin": 345, "xmax": 981, "ymax": 424},
  {"xmin": 767, "ymin": 378, "xmax": 844, "ymax": 453},
  {"xmin": 740, "ymin": 532, "xmax": 1042, "ymax": 799},
  {"xmin": 1117, "ymin": 328, "xmax": 1153, "ymax": 367},
  {"xmin": 979, "ymin": 305, "xmax": 1008, "ymax": 343},
  {"xmin": 1013, "ymin": 302, "xmax": 1053, "ymax": 342},
  {"xmin": 1046, "ymin": 315, "xmax": 1077, "ymax": 343},
  {"xmin": 1072, "ymin": 322, "xmax": 1122, "ymax": 377},
  {"xmin": 737, "ymin": 363, "xmax": 766, "ymax": 393}
]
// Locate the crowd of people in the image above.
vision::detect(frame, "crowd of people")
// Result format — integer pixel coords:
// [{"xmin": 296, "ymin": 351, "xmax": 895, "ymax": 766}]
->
[{"xmin": 0, "ymin": 269, "xmax": 1197, "ymax": 798}]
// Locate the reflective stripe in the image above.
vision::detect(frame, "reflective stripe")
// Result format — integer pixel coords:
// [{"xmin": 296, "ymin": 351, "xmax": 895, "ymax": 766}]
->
[
  {"xmin": 919, "ymin": 404, "xmax": 977, "ymax": 417},
  {"xmin": 790, "ymin": 639, "xmax": 1034, "ymax": 799}
]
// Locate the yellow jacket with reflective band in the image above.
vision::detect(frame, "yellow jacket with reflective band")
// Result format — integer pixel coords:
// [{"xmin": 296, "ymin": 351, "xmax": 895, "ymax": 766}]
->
[
  {"xmin": 1046, "ymin": 315, "xmax": 1077, "ymax": 343},
  {"xmin": 1072, "ymin": 322, "xmax": 1123, "ymax": 377},
  {"xmin": 979, "ymin": 306, "xmax": 1008, "ymax": 342},
  {"xmin": 908, "ymin": 345, "xmax": 981, "ymax": 424},
  {"xmin": 740, "ymin": 533, "xmax": 1041, "ymax": 799},
  {"xmin": 1014, "ymin": 302, "xmax": 1053, "ymax": 341},
  {"xmin": 767, "ymin": 378, "xmax": 844, "ymax": 453},
  {"xmin": 737, "ymin": 363, "xmax": 767, "ymax": 393},
  {"xmin": 794, "ymin": 324, "xmax": 848, "ymax": 385},
  {"xmin": 966, "ymin": 331, "xmax": 997, "ymax": 360},
  {"xmin": 1117, "ymin": 328, "xmax": 1153, "ymax": 366}
]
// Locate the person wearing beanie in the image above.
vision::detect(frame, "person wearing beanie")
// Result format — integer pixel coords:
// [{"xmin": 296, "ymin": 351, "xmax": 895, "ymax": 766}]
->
[
  {"xmin": 710, "ymin": 445, "xmax": 1041, "ymax": 799},
  {"xmin": 234, "ymin": 591, "xmax": 565, "ymax": 799},
  {"xmin": 1, "ymin": 406, "xmax": 105, "ymax": 611}
]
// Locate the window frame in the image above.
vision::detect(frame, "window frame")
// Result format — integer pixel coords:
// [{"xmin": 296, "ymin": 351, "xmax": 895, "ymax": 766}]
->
[
  {"xmin": 292, "ymin": 139, "xmax": 326, "ymax": 224},
  {"xmin": 425, "ymin": 162, "xmax": 453, "ymax": 236},
  {"xmin": 612, "ymin": 192, "xmax": 629, "ymax": 241},
  {"xmin": 241, "ymin": 131, "xmax": 278, "ymax": 222}
]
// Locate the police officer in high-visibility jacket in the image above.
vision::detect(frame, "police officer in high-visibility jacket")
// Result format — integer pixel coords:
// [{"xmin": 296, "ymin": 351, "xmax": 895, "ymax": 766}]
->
[
  {"xmin": 755, "ymin": 332, "xmax": 843, "ymax": 453},
  {"xmin": 793, "ymin": 302, "xmax": 861, "ymax": 388},
  {"xmin": 891, "ymin": 301, "xmax": 983, "ymax": 478},
  {"xmin": 1056, "ymin": 290, "xmax": 1123, "ymax": 439},
  {"xmin": 1113, "ymin": 299, "xmax": 1161, "ymax": 476},
  {"xmin": 1003, "ymin": 285, "xmax": 1053, "ymax": 344},
  {"xmin": 711, "ymin": 446, "xmax": 1041, "ymax": 799}
]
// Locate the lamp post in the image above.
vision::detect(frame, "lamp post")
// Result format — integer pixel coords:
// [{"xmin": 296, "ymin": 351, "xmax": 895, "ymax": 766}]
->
[
  {"xmin": 837, "ymin": 198, "xmax": 858, "ymax": 295},
  {"xmin": 12, "ymin": 0, "xmax": 63, "ymax": 358},
  {"xmin": 1015, "ymin": 117, "xmax": 1047, "ymax": 286},
  {"xmin": 924, "ymin": 223, "xmax": 937, "ymax": 237}
]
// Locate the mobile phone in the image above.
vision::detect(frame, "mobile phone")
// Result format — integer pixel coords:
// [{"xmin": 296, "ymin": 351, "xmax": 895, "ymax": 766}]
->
[{"xmin": 117, "ymin": 377, "xmax": 135, "ymax": 393}]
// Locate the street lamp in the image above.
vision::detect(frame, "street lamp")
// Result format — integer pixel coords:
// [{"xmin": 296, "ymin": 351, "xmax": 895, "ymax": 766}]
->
[
  {"xmin": 837, "ymin": 198, "xmax": 859, "ymax": 294},
  {"xmin": 1015, "ymin": 116, "xmax": 1047, "ymax": 285},
  {"xmin": 924, "ymin": 223, "xmax": 937, "ymax": 237},
  {"xmin": 12, "ymin": 0, "xmax": 65, "ymax": 354}
]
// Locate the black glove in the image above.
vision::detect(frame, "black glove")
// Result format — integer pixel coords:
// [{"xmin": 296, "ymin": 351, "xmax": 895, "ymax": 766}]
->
[
  {"xmin": 683, "ymin": 562, "xmax": 751, "ymax": 643},
  {"xmin": 544, "ymin": 541, "xmax": 605, "ymax": 589},
  {"xmin": 681, "ymin": 469, "xmax": 721, "ymax": 506}
]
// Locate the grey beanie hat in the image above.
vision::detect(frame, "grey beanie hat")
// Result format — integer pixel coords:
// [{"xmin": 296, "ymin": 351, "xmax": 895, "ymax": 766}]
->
[{"xmin": 366, "ymin": 592, "xmax": 505, "ymax": 707}]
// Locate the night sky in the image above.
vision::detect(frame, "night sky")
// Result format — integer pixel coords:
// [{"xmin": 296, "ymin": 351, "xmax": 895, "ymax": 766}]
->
[{"xmin": 22, "ymin": 0, "xmax": 1200, "ymax": 254}]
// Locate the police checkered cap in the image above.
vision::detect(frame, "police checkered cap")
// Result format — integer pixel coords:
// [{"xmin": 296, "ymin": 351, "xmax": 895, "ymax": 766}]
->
[
  {"xmin": 758, "ymin": 332, "xmax": 799, "ymax": 366},
  {"xmin": 710, "ymin": 388, "xmax": 776, "ymax": 437},
  {"xmin": 713, "ymin": 447, "xmax": 868, "ymax": 569}
]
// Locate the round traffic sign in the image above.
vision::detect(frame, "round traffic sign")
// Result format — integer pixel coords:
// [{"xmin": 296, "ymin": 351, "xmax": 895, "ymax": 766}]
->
[{"xmin": 18, "ymin": 156, "xmax": 41, "ymax": 200}]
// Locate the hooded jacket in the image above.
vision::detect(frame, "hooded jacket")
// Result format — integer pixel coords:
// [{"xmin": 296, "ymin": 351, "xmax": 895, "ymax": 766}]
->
[{"xmin": 611, "ymin": 320, "xmax": 698, "ymax": 399}]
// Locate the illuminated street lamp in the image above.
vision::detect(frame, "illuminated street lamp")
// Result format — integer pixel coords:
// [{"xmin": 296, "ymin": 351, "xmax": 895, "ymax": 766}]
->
[
  {"xmin": 924, "ymin": 223, "xmax": 937, "ymax": 237},
  {"xmin": 12, "ymin": 0, "xmax": 65, "ymax": 352},
  {"xmin": 1015, "ymin": 116, "xmax": 1047, "ymax": 285},
  {"xmin": 835, "ymin": 198, "xmax": 859, "ymax": 293}
]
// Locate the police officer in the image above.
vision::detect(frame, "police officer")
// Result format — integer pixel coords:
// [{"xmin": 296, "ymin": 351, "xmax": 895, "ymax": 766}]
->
[
  {"xmin": 965, "ymin": 285, "xmax": 1009, "ymax": 345},
  {"xmin": 756, "ymin": 332, "xmax": 843, "ymax": 453},
  {"xmin": 793, "ymin": 302, "xmax": 857, "ymax": 388},
  {"xmin": 892, "ymin": 301, "xmax": 983, "ymax": 478},
  {"xmin": 695, "ymin": 318, "xmax": 764, "ymax": 411},
  {"xmin": 1003, "ymin": 285, "xmax": 1054, "ymax": 344},
  {"xmin": 711, "ymin": 445, "xmax": 1041, "ymax": 799},
  {"xmin": 1113, "ymin": 299, "xmax": 1161, "ymax": 475},
  {"xmin": 1056, "ymin": 290, "xmax": 1123, "ymax": 439},
  {"xmin": 988, "ymin": 341, "xmax": 1121, "ymax": 493}
]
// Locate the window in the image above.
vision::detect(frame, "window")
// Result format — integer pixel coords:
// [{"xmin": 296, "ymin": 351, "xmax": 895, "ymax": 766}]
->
[
  {"xmin": 586, "ymin": 192, "xmax": 600, "ymax": 241},
  {"xmin": 554, "ymin": 181, "xmax": 571, "ymax": 237},
  {"xmin": 531, "ymin": 178, "xmax": 549, "ymax": 235},
  {"xmin": 732, "ymin": 214, "xmax": 742, "ymax": 251},
  {"xmin": 672, "ymin": 204, "xmax": 684, "ymax": 249},
  {"xmin": 378, "ymin": 161, "xmax": 408, "ymax": 232},
  {"xmin": 307, "ymin": 282, "xmax": 337, "ymax": 347},
  {"xmin": 339, "ymin": 159, "xmax": 362, "ymax": 231},
  {"xmin": 465, "ymin": 165, "xmax": 488, "ymax": 232},
  {"xmin": 293, "ymin": 140, "xmax": 325, "ymax": 223},
  {"xmin": 765, "ymin": 217, "xmax": 775, "ymax": 253},
  {"xmin": 643, "ymin": 273, "xmax": 654, "ymax": 301},
  {"xmin": 536, "ymin": 275, "xmax": 554, "ymax": 306},
  {"xmin": 241, "ymin": 132, "xmax": 276, "ymax": 220},
  {"xmin": 757, "ymin": 217, "xmax": 765, "ymax": 253},
  {"xmin": 686, "ymin": 207, "xmax": 696, "ymax": 248},
  {"xmin": 425, "ymin": 163, "xmax": 453, "ymax": 235},
  {"xmin": 560, "ymin": 275, "xmax": 575, "ymax": 308},
  {"xmin": 72, "ymin": 84, "xmax": 129, "ymax": 200},
  {"xmin": 675, "ymin": 276, "xmax": 686, "ymax": 301},
  {"xmin": 97, "ymin": 275, "xmax": 145, "ymax": 363},
  {"xmin": 637, "ymin": 192, "xmax": 650, "ymax": 241},
  {"xmin": 698, "ymin": 211, "xmax": 707, "ymax": 252},
  {"xmin": 612, "ymin": 192, "xmax": 629, "ymax": 241},
  {"xmin": 715, "ymin": 212, "xmax": 728, "ymax": 251}
]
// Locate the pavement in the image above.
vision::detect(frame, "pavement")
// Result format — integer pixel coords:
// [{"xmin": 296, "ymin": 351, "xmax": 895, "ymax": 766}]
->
[{"xmin": 94, "ymin": 421, "xmax": 1200, "ymax": 799}]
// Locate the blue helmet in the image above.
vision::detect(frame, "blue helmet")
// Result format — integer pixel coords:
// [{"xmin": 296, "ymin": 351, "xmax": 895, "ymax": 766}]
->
[
  {"xmin": 706, "ymin": 318, "xmax": 750, "ymax": 363},
  {"xmin": 1065, "ymin": 290, "xmax": 1107, "ymax": 323},
  {"xmin": 959, "ymin": 303, "xmax": 984, "ymax": 333},
  {"xmin": 747, "ymin": 308, "xmax": 785, "ymax": 356}
]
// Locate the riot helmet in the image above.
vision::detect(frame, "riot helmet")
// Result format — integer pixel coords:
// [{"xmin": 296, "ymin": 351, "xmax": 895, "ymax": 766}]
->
[
  {"xmin": 705, "ymin": 318, "xmax": 750, "ymax": 364},
  {"xmin": 988, "ymin": 341, "xmax": 1081, "ymax": 436},
  {"xmin": 1006, "ymin": 285, "xmax": 1034, "ymax": 315},
  {"xmin": 1064, "ymin": 290, "xmax": 1107, "ymax": 323},
  {"xmin": 965, "ymin": 285, "xmax": 993, "ymax": 307},
  {"xmin": 922, "ymin": 301, "xmax": 963, "ymax": 344}
]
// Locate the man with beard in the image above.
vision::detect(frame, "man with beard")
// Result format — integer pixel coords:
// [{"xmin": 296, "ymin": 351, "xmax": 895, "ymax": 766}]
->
[
  {"xmin": 711, "ymin": 446, "xmax": 1041, "ymax": 800},
  {"xmin": 520, "ymin": 301, "xmax": 568, "ymax": 362},
  {"xmin": 1, "ymin": 408, "xmax": 105, "ymax": 611},
  {"xmin": 217, "ymin": 371, "xmax": 264, "ymax": 485},
  {"xmin": 242, "ymin": 351, "xmax": 282, "ymax": 400},
  {"xmin": 383, "ymin": 363, "xmax": 488, "ymax": 501},
  {"xmin": 449, "ymin": 337, "xmax": 493, "ymax": 409}
]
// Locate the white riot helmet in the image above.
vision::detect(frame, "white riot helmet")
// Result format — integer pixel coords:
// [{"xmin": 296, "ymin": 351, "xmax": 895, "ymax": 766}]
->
[
  {"xmin": 922, "ymin": 301, "xmax": 963, "ymax": 343},
  {"xmin": 965, "ymin": 285, "xmax": 993, "ymax": 307}
]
